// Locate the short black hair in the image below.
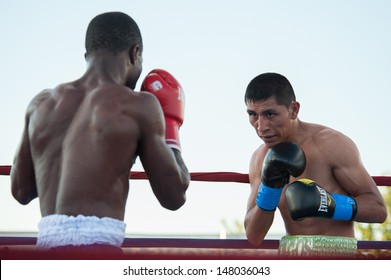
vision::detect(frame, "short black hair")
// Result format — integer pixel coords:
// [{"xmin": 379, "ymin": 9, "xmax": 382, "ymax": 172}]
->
[
  {"xmin": 244, "ymin": 72, "xmax": 296, "ymax": 107},
  {"xmin": 85, "ymin": 12, "xmax": 142, "ymax": 55}
]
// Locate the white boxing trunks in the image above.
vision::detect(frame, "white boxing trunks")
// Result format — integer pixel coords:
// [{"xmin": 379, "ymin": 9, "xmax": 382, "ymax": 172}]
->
[
  {"xmin": 36, "ymin": 214, "xmax": 126, "ymax": 250},
  {"xmin": 278, "ymin": 235, "xmax": 357, "ymax": 257}
]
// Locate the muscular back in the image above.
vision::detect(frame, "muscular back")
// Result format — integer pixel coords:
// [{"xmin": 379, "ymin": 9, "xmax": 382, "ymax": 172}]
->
[{"xmin": 27, "ymin": 81, "xmax": 145, "ymax": 220}]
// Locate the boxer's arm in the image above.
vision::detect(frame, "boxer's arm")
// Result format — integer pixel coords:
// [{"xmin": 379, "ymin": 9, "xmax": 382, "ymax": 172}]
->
[
  {"xmin": 11, "ymin": 104, "xmax": 38, "ymax": 205},
  {"xmin": 245, "ymin": 142, "xmax": 306, "ymax": 245},
  {"xmin": 137, "ymin": 93, "xmax": 190, "ymax": 211},
  {"xmin": 327, "ymin": 132, "xmax": 387, "ymax": 223},
  {"xmin": 244, "ymin": 147, "xmax": 275, "ymax": 246}
]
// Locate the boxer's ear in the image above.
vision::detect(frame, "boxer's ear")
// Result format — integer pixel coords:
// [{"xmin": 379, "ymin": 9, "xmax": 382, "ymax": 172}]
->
[
  {"xmin": 289, "ymin": 101, "xmax": 300, "ymax": 119},
  {"xmin": 129, "ymin": 44, "xmax": 142, "ymax": 65}
]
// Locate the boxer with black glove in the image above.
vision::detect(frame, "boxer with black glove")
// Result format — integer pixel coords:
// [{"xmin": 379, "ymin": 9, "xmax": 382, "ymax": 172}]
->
[
  {"xmin": 141, "ymin": 69, "xmax": 184, "ymax": 152},
  {"xmin": 256, "ymin": 141, "xmax": 307, "ymax": 211},
  {"xmin": 285, "ymin": 179, "xmax": 357, "ymax": 221}
]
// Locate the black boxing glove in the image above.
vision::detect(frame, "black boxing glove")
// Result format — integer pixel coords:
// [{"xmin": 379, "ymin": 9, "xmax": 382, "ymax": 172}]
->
[
  {"xmin": 285, "ymin": 179, "xmax": 357, "ymax": 221},
  {"xmin": 256, "ymin": 141, "xmax": 306, "ymax": 211}
]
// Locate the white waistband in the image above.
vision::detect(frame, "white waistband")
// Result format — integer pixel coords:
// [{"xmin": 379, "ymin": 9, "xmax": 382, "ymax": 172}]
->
[{"xmin": 36, "ymin": 214, "xmax": 126, "ymax": 250}]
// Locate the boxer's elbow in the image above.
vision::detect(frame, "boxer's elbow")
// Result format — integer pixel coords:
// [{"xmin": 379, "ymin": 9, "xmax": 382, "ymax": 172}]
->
[
  {"xmin": 11, "ymin": 168, "xmax": 37, "ymax": 205},
  {"xmin": 376, "ymin": 203, "xmax": 388, "ymax": 223},
  {"xmin": 163, "ymin": 177, "xmax": 189, "ymax": 210},
  {"xmin": 12, "ymin": 187, "xmax": 34, "ymax": 205},
  {"xmin": 162, "ymin": 195, "xmax": 186, "ymax": 211},
  {"xmin": 160, "ymin": 190, "xmax": 187, "ymax": 211},
  {"xmin": 245, "ymin": 220, "xmax": 265, "ymax": 246},
  {"xmin": 246, "ymin": 230, "xmax": 264, "ymax": 246},
  {"xmin": 357, "ymin": 200, "xmax": 388, "ymax": 223},
  {"xmin": 368, "ymin": 197, "xmax": 388, "ymax": 223}
]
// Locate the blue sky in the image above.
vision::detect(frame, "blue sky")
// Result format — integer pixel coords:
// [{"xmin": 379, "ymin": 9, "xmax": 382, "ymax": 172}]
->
[{"xmin": 0, "ymin": 0, "xmax": 390, "ymax": 238}]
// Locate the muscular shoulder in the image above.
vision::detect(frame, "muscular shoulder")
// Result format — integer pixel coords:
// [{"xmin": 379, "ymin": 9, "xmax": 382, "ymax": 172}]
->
[
  {"xmin": 132, "ymin": 90, "xmax": 165, "ymax": 132},
  {"xmin": 136, "ymin": 90, "xmax": 162, "ymax": 109},
  {"xmin": 312, "ymin": 125, "xmax": 355, "ymax": 149},
  {"xmin": 26, "ymin": 89, "xmax": 56, "ymax": 117},
  {"xmin": 28, "ymin": 82, "xmax": 86, "ymax": 111},
  {"xmin": 131, "ymin": 90, "xmax": 164, "ymax": 120},
  {"xmin": 308, "ymin": 124, "xmax": 359, "ymax": 167}
]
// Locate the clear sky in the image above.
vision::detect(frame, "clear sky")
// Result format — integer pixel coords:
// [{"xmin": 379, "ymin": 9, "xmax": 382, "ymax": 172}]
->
[{"xmin": 0, "ymin": 0, "xmax": 390, "ymax": 238}]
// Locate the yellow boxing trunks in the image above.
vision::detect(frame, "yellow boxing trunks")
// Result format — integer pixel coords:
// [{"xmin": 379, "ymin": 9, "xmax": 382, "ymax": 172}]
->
[
  {"xmin": 278, "ymin": 235, "xmax": 357, "ymax": 257},
  {"xmin": 36, "ymin": 214, "xmax": 126, "ymax": 250}
]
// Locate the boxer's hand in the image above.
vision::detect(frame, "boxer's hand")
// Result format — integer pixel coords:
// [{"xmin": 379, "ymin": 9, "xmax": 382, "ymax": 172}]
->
[
  {"xmin": 285, "ymin": 179, "xmax": 357, "ymax": 221},
  {"xmin": 256, "ymin": 141, "xmax": 306, "ymax": 211},
  {"xmin": 141, "ymin": 69, "xmax": 185, "ymax": 151}
]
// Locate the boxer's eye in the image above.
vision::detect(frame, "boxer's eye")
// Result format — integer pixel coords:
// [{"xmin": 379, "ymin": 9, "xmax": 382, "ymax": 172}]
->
[
  {"xmin": 264, "ymin": 111, "xmax": 276, "ymax": 118},
  {"xmin": 247, "ymin": 110, "xmax": 257, "ymax": 117}
]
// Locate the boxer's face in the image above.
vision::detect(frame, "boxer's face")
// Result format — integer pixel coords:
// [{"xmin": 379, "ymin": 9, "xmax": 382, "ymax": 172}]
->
[{"xmin": 246, "ymin": 97, "xmax": 298, "ymax": 147}]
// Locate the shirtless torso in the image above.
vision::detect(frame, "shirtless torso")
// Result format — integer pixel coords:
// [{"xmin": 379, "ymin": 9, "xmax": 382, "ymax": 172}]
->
[{"xmin": 244, "ymin": 95, "xmax": 386, "ymax": 245}]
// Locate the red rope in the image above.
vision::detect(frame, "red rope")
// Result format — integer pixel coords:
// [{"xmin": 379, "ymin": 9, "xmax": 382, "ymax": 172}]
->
[
  {"xmin": 131, "ymin": 171, "xmax": 249, "ymax": 183},
  {"xmin": 1, "ymin": 165, "xmax": 390, "ymax": 186},
  {"xmin": 0, "ymin": 165, "xmax": 11, "ymax": 175}
]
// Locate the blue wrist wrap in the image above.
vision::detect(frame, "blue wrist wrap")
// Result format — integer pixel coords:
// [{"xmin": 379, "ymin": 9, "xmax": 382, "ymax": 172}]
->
[
  {"xmin": 256, "ymin": 183, "xmax": 283, "ymax": 211},
  {"xmin": 332, "ymin": 194, "xmax": 357, "ymax": 220}
]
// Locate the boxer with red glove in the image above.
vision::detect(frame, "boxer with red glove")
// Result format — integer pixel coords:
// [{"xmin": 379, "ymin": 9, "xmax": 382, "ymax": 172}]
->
[
  {"xmin": 285, "ymin": 179, "xmax": 357, "ymax": 221},
  {"xmin": 141, "ymin": 69, "xmax": 185, "ymax": 152}
]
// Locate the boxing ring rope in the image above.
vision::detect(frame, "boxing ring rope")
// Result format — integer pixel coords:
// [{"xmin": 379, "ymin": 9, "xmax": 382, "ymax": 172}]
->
[
  {"xmin": 1, "ymin": 165, "xmax": 391, "ymax": 259},
  {"xmin": 2, "ymin": 165, "xmax": 390, "ymax": 185}
]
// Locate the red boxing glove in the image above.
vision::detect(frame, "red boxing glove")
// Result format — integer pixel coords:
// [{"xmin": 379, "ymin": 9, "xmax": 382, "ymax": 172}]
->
[{"xmin": 141, "ymin": 69, "xmax": 185, "ymax": 151}]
